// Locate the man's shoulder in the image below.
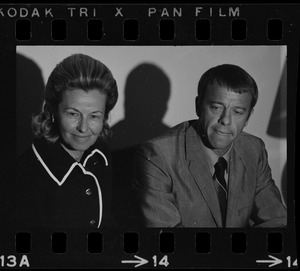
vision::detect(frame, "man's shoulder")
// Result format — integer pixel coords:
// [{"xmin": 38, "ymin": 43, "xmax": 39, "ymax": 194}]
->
[
  {"xmin": 237, "ymin": 131, "xmax": 264, "ymax": 145},
  {"xmin": 138, "ymin": 120, "xmax": 196, "ymax": 157},
  {"xmin": 234, "ymin": 132, "xmax": 266, "ymax": 156},
  {"xmin": 147, "ymin": 120, "xmax": 195, "ymax": 145}
]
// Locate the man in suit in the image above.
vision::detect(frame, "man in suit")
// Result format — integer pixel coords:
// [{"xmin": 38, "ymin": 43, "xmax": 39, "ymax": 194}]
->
[{"xmin": 133, "ymin": 64, "xmax": 287, "ymax": 228}]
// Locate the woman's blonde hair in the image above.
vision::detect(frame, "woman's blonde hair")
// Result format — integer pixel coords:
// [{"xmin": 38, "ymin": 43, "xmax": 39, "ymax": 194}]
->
[{"xmin": 32, "ymin": 54, "xmax": 118, "ymax": 142}]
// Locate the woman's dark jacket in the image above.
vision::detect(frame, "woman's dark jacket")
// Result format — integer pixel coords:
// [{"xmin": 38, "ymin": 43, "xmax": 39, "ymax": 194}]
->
[{"xmin": 15, "ymin": 137, "xmax": 114, "ymax": 230}]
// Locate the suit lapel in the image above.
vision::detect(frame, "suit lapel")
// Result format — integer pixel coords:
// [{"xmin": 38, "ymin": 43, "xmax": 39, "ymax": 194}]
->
[
  {"xmin": 186, "ymin": 123, "xmax": 223, "ymax": 227},
  {"xmin": 226, "ymin": 150, "xmax": 244, "ymax": 227},
  {"xmin": 226, "ymin": 143, "xmax": 253, "ymax": 227}
]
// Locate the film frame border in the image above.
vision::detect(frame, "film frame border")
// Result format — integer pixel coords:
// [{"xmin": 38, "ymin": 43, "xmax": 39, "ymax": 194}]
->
[{"xmin": 0, "ymin": 3, "xmax": 298, "ymax": 269}]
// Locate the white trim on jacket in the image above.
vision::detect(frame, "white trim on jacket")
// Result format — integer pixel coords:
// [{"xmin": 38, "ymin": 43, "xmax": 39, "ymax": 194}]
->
[{"xmin": 32, "ymin": 143, "xmax": 107, "ymax": 228}]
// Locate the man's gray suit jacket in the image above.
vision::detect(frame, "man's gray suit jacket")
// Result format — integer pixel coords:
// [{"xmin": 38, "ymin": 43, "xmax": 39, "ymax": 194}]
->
[{"xmin": 133, "ymin": 120, "xmax": 287, "ymax": 228}]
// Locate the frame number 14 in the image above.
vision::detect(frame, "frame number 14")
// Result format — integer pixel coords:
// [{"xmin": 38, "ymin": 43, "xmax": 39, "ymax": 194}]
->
[{"xmin": 153, "ymin": 255, "xmax": 169, "ymax": 267}]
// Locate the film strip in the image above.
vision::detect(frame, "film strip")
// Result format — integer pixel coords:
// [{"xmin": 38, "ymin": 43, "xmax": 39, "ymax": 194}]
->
[{"xmin": 0, "ymin": 3, "xmax": 298, "ymax": 269}]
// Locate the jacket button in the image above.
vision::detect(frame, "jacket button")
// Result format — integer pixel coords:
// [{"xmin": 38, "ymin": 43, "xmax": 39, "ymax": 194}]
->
[
  {"xmin": 85, "ymin": 188, "xmax": 92, "ymax": 196},
  {"xmin": 90, "ymin": 219, "xmax": 96, "ymax": 225}
]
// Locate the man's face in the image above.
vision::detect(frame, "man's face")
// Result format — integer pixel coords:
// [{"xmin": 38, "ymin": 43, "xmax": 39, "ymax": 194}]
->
[{"xmin": 196, "ymin": 82, "xmax": 253, "ymax": 156}]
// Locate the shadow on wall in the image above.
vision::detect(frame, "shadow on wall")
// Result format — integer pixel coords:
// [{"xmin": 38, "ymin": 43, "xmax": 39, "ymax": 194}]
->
[
  {"xmin": 17, "ymin": 54, "xmax": 45, "ymax": 157},
  {"xmin": 110, "ymin": 63, "xmax": 171, "ymax": 228},
  {"xmin": 266, "ymin": 60, "xmax": 287, "ymax": 206}
]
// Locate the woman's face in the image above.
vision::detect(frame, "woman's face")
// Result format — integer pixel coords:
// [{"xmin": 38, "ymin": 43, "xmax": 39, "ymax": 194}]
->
[{"xmin": 57, "ymin": 88, "xmax": 106, "ymax": 151}]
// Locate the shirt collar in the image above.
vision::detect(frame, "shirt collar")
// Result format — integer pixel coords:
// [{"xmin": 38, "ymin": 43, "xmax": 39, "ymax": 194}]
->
[{"xmin": 32, "ymin": 137, "xmax": 109, "ymax": 186}]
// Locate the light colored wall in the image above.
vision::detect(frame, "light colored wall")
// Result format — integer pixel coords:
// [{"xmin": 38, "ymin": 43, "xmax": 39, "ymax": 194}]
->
[{"xmin": 17, "ymin": 45, "xmax": 287, "ymax": 204}]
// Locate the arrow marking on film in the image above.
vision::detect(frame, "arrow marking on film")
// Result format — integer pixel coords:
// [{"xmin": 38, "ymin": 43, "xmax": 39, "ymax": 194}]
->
[
  {"xmin": 122, "ymin": 255, "xmax": 148, "ymax": 268},
  {"xmin": 256, "ymin": 255, "xmax": 282, "ymax": 267}
]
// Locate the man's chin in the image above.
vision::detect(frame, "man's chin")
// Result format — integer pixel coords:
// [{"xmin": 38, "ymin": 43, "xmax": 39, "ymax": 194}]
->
[{"xmin": 210, "ymin": 141, "xmax": 233, "ymax": 154}]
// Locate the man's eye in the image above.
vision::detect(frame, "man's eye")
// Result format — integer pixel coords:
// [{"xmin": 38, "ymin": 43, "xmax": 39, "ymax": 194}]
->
[
  {"xmin": 67, "ymin": 112, "xmax": 78, "ymax": 117},
  {"xmin": 233, "ymin": 110, "xmax": 243, "ymax": 115},
  {"xmin": 210, "ymin": 105, "xmax": 221, "ymax": 110}
]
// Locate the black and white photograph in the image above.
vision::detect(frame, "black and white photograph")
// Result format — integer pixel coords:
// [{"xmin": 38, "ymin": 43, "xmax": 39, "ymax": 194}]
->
[
  {"xmin": 14, "ymin": 45, "xmax": 287, "ymax": 230},
  {"xmin": 0, "ymin": 3, "xmax": 297, "ymax": 269}
]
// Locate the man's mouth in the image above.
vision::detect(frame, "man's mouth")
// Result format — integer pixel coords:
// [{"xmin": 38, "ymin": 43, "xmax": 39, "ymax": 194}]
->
[{"xmin": 214, "ymin": 129, "xmax": 231, "ymax": 136}]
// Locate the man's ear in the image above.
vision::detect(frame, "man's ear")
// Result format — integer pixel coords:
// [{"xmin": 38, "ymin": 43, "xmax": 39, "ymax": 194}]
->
[
  {"xmin": 245, "ymin": 108, "xmax": 254, "ymax": 127},
  {"xmin": 195, "ymin": 96, "xmax": 201, "ymax": 118}
]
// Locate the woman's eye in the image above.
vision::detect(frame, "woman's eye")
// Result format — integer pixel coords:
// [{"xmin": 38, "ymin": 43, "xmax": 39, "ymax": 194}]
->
[{"xmin": 90, "ymin": 114, "xmax": 104, "ymax": 121}]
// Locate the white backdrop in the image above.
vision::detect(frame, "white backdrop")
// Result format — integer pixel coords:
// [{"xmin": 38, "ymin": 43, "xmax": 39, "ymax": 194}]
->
[{"xmin": 17, "ymin": 45, "xmax": 287, "ymax": 205}]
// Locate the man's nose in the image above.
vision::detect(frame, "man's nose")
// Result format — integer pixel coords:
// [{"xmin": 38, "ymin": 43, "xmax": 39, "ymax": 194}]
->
[{"xmin": 219, "ymin": 109, "xmax": 231, "ymax": 126}]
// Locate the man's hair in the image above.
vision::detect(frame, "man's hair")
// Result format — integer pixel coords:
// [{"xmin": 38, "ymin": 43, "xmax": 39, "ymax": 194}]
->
[
  {"xmin": 197, "ymin": 64, "xmax": 258, "ymax": 110},
  {"xmin": 32, "ymin": 53, "xmax": 118, "ymax": 142}
]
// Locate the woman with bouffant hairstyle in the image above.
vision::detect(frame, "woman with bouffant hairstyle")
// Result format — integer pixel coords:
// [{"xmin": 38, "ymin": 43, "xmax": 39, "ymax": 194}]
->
[{"xmin": 15, "ymin": 54, "xmax": 118, "ymax": 229}]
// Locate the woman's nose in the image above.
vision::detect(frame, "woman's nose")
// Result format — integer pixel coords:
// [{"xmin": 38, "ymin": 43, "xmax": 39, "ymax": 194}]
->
[{"xmin": 77, "ymin": 118, "xmax": 88, "ymax": 133}]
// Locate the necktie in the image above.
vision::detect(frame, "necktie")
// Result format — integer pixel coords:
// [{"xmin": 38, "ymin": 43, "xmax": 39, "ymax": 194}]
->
[{"xmin": 214, "ymin": 157, "xmax": 228, "ymax": 227}]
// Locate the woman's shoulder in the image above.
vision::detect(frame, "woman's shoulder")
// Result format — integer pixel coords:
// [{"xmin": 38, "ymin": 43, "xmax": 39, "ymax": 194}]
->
[
  {"xmin": 91, "ymin": 138, "xmax": 112, "ymax": 158},
  {"xmin": 17, "ymin": 145, "xmax": 35, "ymax": 167},
  {"xmin": 16, "ymin": 144, "xmax": 40, "ymax": 191},
  {"xmin": 17, "ymin": 138, "xmax": 50, "ymax": 177}
]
